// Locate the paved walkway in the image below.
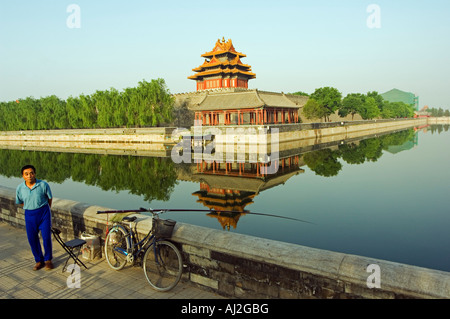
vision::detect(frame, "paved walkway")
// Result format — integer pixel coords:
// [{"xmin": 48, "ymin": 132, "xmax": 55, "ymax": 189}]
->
[{"xmin": 0, "ymin": 222, "xmax": 224, "ymax": 299}]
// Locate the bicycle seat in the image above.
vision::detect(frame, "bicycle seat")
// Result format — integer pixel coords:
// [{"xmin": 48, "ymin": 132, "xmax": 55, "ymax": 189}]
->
[{"xmin": 122, "ymin": 216, "xmax": 137, "ymax": 222}]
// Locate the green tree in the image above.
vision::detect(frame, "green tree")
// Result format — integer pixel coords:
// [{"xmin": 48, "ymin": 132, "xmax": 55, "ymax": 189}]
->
[
  {"xmin": 38, "ymin": 95, "xmax": 68, "ymax": 129},
  {"xmin": 302, "ymin": 98, "xmax": 327, "ymax": 120},
  {"xmin": 125, "ymin": 79, "xmax": 174, "ymax": 127},
  {"xmin": 123, "ymin": 86, "xmax": 139, "ymax": 127},
  {"xmin": 310, "ymin": 87, "xmax": 342, "ymax": 122},
  {"xmin": 399, "ymin": 102, "xmax": 415, "ymax": 118},
  {"xmin": 37, "ymin": 96, "xmax": 54, "ymax": 129},
  {"xmin": 0, "ymin": 102, "xmax": 17, "ymax": 130},
  {"xmin": 66, "ymin": 96, "xmax": 83, "ymax": 128},
  {"xmin": 94, "ymin": 89, "xmax": 114, "ymax": 128},
  {"xmin": 366, "ymin": 91, "xmax": 384, "ymax": 111},
  {"xmin": 15, "ymin": 97, "xmax": 41, "ymax": 130},
  {"xmin": 113, "ymin": 90, "xmax": 127, "ymax": 127},
  {"xmin": 93, "ymin": 87, "xmax": 126, "ymax": 128},
  {"xmin": 4, "ymin": 101, "xmax": 20, "ymax": 130},
  {"xmin": 79, "ymin": 94, "xmax": 97, "ymax": 128},
  {"xmin": 339, "ymin": 93, "xmax": 364, "ymax": 120},
  {"xmin": 52, "ymin": 96, "xmax": 69, "ymax": 129},
  {"xmin": 0, "ymin": 102, "xmax": 5, "ymax": 130},
  {"xmin": 381, "ymin": 101, "xmax": 414, "ymax": 118},
  {"xmin": 359, "ymin": 97, "xmax": 380, "ymax": 120},
  {"xmin": 290, "ymin": 91, "xmax": 309, "ymax": 96},
  {"xmin": 380, "ymin": 101, "xmax": 395, "ymax": 119},
  {"xmin": 141, "ymin": 79, "xmax": 174, "ymax": 126}
]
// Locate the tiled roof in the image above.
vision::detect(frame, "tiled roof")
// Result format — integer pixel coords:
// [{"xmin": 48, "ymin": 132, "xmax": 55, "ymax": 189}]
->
[
  {"xmin": 187, "ymin": 68, "xmax": 256, "ymax": 80},
  {"xmin": 192, "ymin": 90, "xmax": 307, "ymax": 111},
  {"xmin": 189, "ymin": 38, "xmax": 255, "ymax": 81},
  {"xmin": 200, "ymin": 38, "xmax": 246, "ymax": 58}
]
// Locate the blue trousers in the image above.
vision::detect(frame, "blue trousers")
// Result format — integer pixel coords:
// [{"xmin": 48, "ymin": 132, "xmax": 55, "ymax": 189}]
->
[{"xmin": 25, "ymin": 204, "xmax": 52, "ymax": 263}]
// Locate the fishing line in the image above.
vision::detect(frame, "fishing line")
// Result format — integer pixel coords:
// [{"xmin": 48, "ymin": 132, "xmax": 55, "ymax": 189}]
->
[{"xmin": 98, "ymin": 207, "xmax": 315, "ymax": 225}]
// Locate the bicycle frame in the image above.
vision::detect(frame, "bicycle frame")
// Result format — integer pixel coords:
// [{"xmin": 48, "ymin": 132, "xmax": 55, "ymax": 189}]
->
[{"xmin": 111, "ymin": 221, "xmax": 163, "ymax": 265}]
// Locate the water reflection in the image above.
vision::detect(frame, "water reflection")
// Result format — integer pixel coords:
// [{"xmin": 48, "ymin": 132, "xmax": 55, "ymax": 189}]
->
[
  {"xmin": 0, "ymin": 152, "xmax": 178, "ymax": 202},
  {"xmin": 0, "ymin": 125, "xmax": 438, "ymax": 230},
  {"xmin": 191, "ymin": 156, "xmax": 303, "ymax": 230},
  {"xmin": 304, "ymin": 128, "xmax": 417, "ymax": 177},
  {"xmin": 188, "ymin": 127, "xmax": 422, "ymax": 229}
]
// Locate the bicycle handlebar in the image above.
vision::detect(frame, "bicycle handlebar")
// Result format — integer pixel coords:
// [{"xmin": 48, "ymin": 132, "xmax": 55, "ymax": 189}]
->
[{"xmin": 142, "ymin": 208, "xmax": 166, "ymax": 218}]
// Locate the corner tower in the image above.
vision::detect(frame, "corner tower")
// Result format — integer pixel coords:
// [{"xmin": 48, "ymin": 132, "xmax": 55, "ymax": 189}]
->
[{"xmin": 188, "ymin": 38, "xmax": 256, "ymax": 91}]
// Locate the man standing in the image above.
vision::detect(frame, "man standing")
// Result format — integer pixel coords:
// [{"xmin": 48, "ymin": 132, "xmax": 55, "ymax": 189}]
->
[{"xmin": 16, "ymin": 165, "xmax": 54, "ymax": 271}]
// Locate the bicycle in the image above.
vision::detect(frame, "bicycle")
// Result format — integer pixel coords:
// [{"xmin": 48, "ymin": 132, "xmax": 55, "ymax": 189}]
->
[{"xmin": 100, "ymin": 209, "xmax": 183, "ymax": 292}]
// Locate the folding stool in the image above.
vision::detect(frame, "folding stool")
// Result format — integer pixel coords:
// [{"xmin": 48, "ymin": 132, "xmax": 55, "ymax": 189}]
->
[{"xmin": 51, "ymin": 227, "xmax": 88, "ymax": 272}]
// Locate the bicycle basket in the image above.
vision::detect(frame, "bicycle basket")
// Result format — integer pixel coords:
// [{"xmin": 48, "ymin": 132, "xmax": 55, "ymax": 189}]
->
[{"xmin": 153, "ymin": 218, "xmax": 176, "ymax": 238}]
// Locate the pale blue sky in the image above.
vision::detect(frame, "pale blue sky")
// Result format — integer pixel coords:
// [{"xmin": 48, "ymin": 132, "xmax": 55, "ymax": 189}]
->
[{"xmin": 1, "ymin": 0, "xmax": 449, "ymax": 109}]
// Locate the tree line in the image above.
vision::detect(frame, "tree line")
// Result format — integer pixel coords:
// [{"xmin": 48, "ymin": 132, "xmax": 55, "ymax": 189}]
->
[
  {"xmin": 0, "ymin": 79, "xmax": 174, "ymax": 131},
  {"xmin": 292, "ymin": 87, "xmax": 417, "ymax": 122},
  {"xmin": 427, "ymin": 107, "xmax": 450, "ymax": 117}
]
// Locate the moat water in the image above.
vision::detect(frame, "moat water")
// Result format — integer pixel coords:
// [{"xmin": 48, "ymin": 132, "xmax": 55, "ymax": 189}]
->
[{"xmin": 1, "ymin": 125, "xmax": 449, "ymax": 272}]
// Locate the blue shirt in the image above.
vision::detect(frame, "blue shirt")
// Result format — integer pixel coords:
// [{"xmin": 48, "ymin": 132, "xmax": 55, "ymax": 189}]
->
[{"xmin": 16, "ymin": 179, "xmax": 53, "ymax": 210}]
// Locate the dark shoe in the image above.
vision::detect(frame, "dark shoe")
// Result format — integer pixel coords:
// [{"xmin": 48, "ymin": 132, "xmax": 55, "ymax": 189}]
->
[
  {"xmin": 33, "ymin": 262, "xmax": 44, "ymax": 271},
  {"xmin": 44, "ymin": 260, "xmax": 54, "ymax": 271}
]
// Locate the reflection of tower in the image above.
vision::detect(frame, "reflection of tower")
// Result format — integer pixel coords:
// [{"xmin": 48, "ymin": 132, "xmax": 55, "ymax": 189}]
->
[
  {"xmin": 191, "ymin": 155, "xmax": 303, "ymax": 230},
  {"xmin": 192, "ymin": 183, "xmax": 253, "ymax": 230},
  {"xmin": 196, "ymin": 156, "xmax": 300, "ymax": 178}
]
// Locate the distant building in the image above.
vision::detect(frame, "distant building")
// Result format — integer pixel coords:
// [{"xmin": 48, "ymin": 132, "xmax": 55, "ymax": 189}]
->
[
  {"xmin": 381, "ymin": 88, "xmax": 419, "ymax": 110},
  {"xmin": 414, "ymin": 105, "xmax": 431, "ymax": 118},
  {"xmin": 190, "ymin": 89, "xmax": 305, "ymax": 126}
]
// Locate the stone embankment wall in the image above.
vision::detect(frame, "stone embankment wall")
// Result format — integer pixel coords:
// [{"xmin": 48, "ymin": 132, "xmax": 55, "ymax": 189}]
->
[
  {"xmin": 0, "ymin": 127, "xmax": 176, "ymax": 143},
  {"xmin": 0, "ymin": 127, "xmax": 176, "ymax": 157},
  {"xmin": 1, "ymin": 185, "xmax": 448, "ymax": 299},
  {"xmin": 207, "ymin": 118, "xmax": 429, "ymax": 147},
  {"xmin": 427, "ymin": 117, "xmax": 450, "ymax": 124}
]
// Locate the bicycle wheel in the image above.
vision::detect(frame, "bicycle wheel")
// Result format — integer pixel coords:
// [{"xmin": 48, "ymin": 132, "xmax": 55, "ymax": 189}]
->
[
  {"xmin": 143, "ymin": 240, "xmax": 182, "ymax": 291},
  {"xmin": 104, "ymin": 226, "xmax": 128, "ymax": 270}
]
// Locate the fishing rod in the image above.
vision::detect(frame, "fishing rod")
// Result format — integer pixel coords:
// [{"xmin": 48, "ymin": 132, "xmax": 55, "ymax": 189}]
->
[{"xmin": 97, "ymin": 207, "xmax": 315, "ymax": 225}]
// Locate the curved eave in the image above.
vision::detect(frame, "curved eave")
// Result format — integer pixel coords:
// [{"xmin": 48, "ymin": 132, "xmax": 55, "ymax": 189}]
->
[
  {"xmin": 188, "ymin": 69, "xmax": 256, "ymax": 80},
  {"xmin": 201, "ymin": 51, "xmax": 246, "ymax": 58},
  {"xmin": 199, "ymin": 60, "xmax": 252, "ymax": 68}
]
